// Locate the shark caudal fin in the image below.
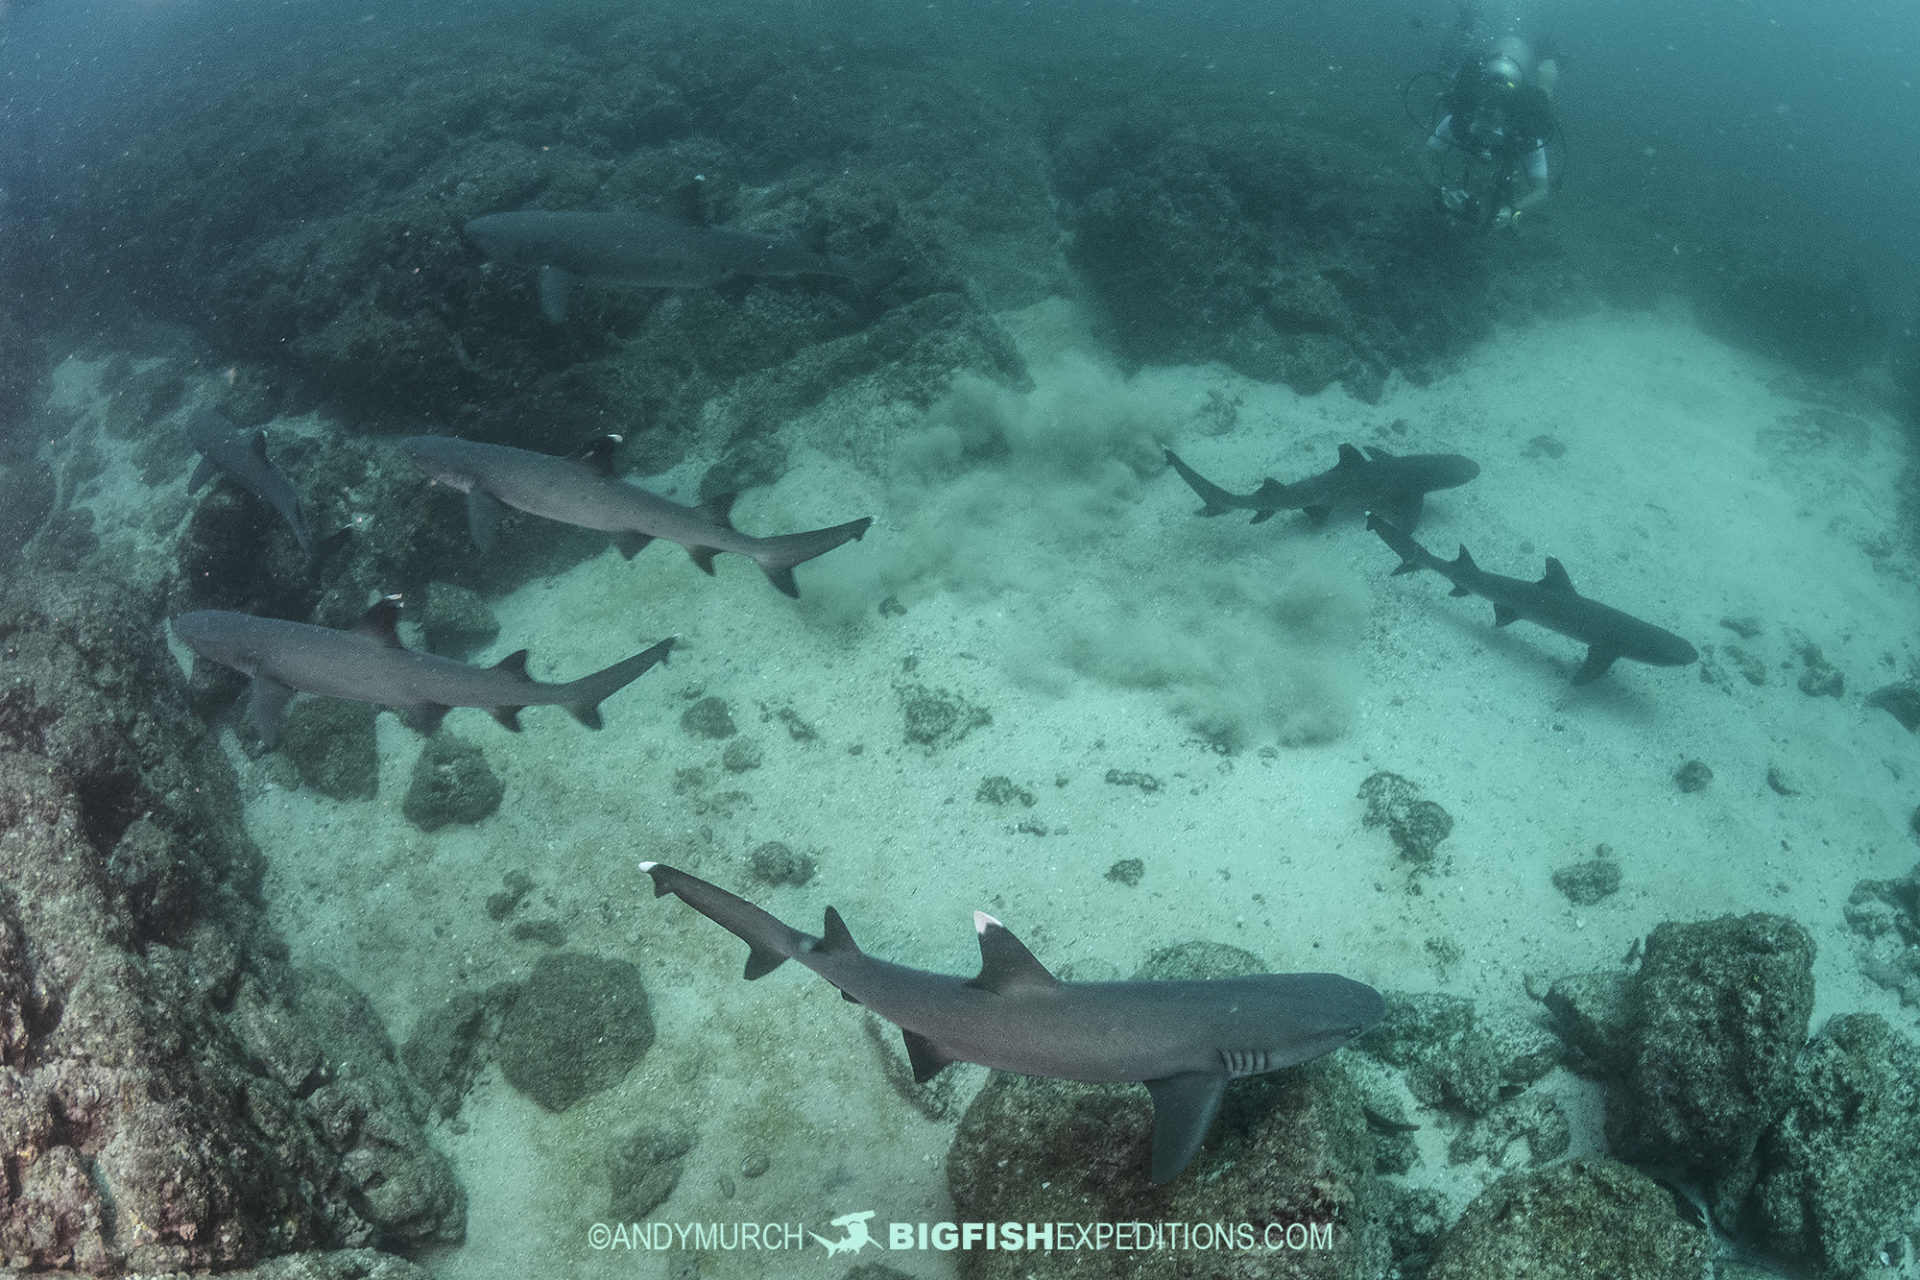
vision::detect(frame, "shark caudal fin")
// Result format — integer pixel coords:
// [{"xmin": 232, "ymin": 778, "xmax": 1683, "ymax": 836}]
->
[
  {"xmin": 747, "ymin": 517, "xmax": 875, "ymax": 598},
  {"xmin": 1164, "ymin": 449, "xmax": 1255, "ymax": 518},
  {"xmin": 1365, "ymin": 511, "xmax": 1435, "ymax": 575},
  {"xmin": 560, "ymin": 637, "xmax": 675, "ymax": 728},
  {"xmin": 639, "ymin": 861, "xmax": 811, "ymax": 980}
]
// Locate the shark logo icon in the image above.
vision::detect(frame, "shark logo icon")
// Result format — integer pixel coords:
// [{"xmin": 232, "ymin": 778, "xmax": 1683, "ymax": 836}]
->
[{"xmin": 811, "ymin": 1210, "xmax": 877, "ymax": 1257}]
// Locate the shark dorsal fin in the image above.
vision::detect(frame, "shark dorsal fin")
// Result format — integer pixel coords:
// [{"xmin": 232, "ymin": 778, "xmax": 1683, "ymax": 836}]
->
[
  {"xmin": 698, "ymin": 492, "xmax": 739, "ymax": 531},
  {"xmin": 968, "ymin": 912, "xmax": 1061, "ymax": 995},
  {"xmin": 1334, "ymin": 443, "xmax": 1366, "ymax": 468},
  {"xmin": 573, "ymin": 434, "xmax": 623, "ymax": 478},
  {"xmin": 817, "ymin": 906, "xmax": 860, "ymax": 956},
  {"xmin": 1453, "ymin": 546, "xmax": 1476, "ymax": 572},
  {"xmin": 1540, "ymin": 557, "xmax": 1576, "ymax": 594},
  {"xmin": 249, "ymin": 430, "xmax": 273, "ymax": 463},
  {"xmin": 353, "ymin": 596, "xmax": 405, "ymax": 647},
  {"xmin": 492, "ymin": 649, "xmax": 531, "ymax": 681}
]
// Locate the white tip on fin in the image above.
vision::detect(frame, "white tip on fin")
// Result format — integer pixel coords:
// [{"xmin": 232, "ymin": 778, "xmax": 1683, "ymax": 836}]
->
[
  {"xmin": 638, "ymin": 861, "xmax": 657, "ymax": 872},
  {"xmin": 974, "ymin": 911, "xmax": 1001, "ymax": 934}
]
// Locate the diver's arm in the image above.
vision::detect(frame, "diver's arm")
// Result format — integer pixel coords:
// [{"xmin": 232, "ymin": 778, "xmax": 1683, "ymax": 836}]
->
[
  {"xmin": 1419, "ymin": 118, "xmax": 1458, "ymax": 190},
  {"xmin": 1513, "ymin": 144, "xmax": 1551, "ymax": 211}
]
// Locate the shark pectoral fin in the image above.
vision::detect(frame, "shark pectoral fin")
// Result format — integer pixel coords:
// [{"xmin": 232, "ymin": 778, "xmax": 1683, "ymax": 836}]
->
[
  {"xmin": 764, "ymin": 565, "xmax": 799, "ymax": 599},
  {"xmin": 687, "ymin": 546, "xmax": 721, "ymax": 577},
  {"xmin": 1572, "ymin": 647, "xmax": 1621, "ymax": 685},
  {"xmin": 489, "ymin": 706, "xmax": 525, "ymax": 732},
  {"xmin": 1492, "ymin": 604, "xmax": 1519, "ymax": 626},
  {"xmin": 901, "ymin": 1030, "xmax": 958, "ymax": 1084},
  {"xmin": 613, "ymin": 532, "xmax": 655, "ymax": 559},
  {"xmin": 1248, "ymin": 510, "xmax": 1275, "ymax": 525},
  {"xmin": 465, "ymin": 490, "xmax": 506, "ymax": 555},
  {"xmin": 742, "ymin": 946, "xmax": 788, "ymax": 980},
  {"xmin": 1144, "ymin": 1073, "xmax": 1229, "ymax": 1184},
  {"xmin": 537, "ymin": 265, "xmax": 572, "ymax": 323},
  {"xmin": 967, "ymin": 912, "xmax": 1061, "ymax": 995},
  {"xmin": 187, "ymin": 455, "xmax": 218, "ymax": 494},
  {"xmin": 246, "ymin": 678, "xmax": 297, "ymax": 748}
]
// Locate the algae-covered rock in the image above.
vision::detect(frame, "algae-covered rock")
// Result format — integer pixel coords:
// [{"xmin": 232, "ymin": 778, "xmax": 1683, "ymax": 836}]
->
[
  {"xmin": 1428, "ymin": 1158, "xmax": 1707, "ymax": 1280},
  {"xmin": 403, "ymin": 734, "xmax": 503, "ymax": 832},
  {"xmin": 948, "ymin": 1062, "xmax": 1381, "ymax": 1279},
  {"xmin": 1362, "ymin": 992, "xmax": 1560, "ymax": 1116},
  {"xmin": 278, "ymin": 698, "xmax": 379, "ymax": 800},
  {"xmin": 1610, "ymin": 913, "xmax": 1814, "ymax": 1202},
  {"xmin": 496, "ymin": 952, "xmax": 653, "ymax": 1112},
  {"xmin": 606, "ymin": 1122, "xmax": 696, "ymax": 1220},
  {"xmin": 416, "ymin": 581, "xmax": 499, "ymax": 655},
  {"xmin": 1357, "ymin": 771, "xmax": 1453, "ymax": 864},
  {"xmin": 747, "ymin": 841, "xmax": 816, "ymax": 887},
  {"xmin": 1748, "ymin": 1013, "xmax": 1920, "ymax": 1279},
  {"xmin": 402, "ymin": 986, "xmax": 514, "ymax": 1121},
  {"xmin": 898, "ymin": 682, "xmax": 991, "ymax": 749},
  {"xmin": 680, "ymin": 695, "xmax": 737, "ymax": 740},
  {"xmin": 1550, "ymin": 855, "xmax": 1621, "ymax": 906},
  {"xmin": 1540, "ymin": 970, "xmax": 1637, "ymax": 1077},
  {"xmin": 1135, "ymin": 939, "xmax": 1266, "ymax": 981}
]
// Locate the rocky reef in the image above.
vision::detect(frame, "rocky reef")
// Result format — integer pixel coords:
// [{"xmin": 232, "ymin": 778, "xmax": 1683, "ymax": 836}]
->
[{"xmin": 0, "ymin": 570, "xmax": 463, "ymax": 1272}]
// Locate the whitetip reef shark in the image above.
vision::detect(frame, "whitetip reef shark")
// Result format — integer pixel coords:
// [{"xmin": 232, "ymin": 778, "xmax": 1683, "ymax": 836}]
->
[
  {"xmin": 175, "ymin": 597, "xmax": 674, "ymax": 746},
  {"xmin": 464, "ymin": 209, "xmax": 862, "ymax": 322},
  {"xmin": 1165, "ymin": 442, "xmax": 1480, "ymax": 530},
  {"xmin": 187, "ymin": 408, "xmax": 316, "ymax": 558},
  {"xmin": 401, "ymin": 433, "xmax": 872, "ymax": 599},
  {"xmin": 1367, "ymin": 512, "xmax": 1699, "ymax": 683},
  {"xmin": 639, "ymin": 861, "xmax": 1385, "ymax": 1183}
]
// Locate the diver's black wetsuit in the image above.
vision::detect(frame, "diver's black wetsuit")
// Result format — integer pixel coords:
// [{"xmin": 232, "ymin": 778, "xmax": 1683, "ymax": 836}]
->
[{"xmin": 1430, "ymin": 72, "xmax": 1556, "ymax": 225}]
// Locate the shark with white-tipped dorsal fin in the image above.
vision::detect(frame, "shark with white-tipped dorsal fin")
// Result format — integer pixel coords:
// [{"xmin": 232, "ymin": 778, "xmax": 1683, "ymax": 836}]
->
[
  {"xmin": 186, "ymin": 408, "xmax": 316, "ymax": 558},
  {"xmin": 1366, "ymin": 512, "xmax": 1698, "ymax": 683},
  {"xmin": 638, "ymin": 861, "xmax": 1384, "ymax": 1183},
  {"xmin": 401, "ymin": 433, "xmax": 872, "ymax": 598},
  {"xmin": 175, "ymin": 597, "xmax": 673, "ymax": 746},
  {"xmin": 1165, "ymin": 442, "xmax": 1479, "ymax": 530}
]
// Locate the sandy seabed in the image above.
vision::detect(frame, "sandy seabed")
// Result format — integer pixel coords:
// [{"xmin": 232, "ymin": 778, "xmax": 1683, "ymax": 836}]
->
[{"xmin": 175, "ymin": 298, "xmax": 1919, "ymax": 1280}]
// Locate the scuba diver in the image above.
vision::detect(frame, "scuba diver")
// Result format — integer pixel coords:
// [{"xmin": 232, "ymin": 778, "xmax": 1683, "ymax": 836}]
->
[{"xmin": 1418, "ymin": 34, "xmax": 1560, "ymax": 230}]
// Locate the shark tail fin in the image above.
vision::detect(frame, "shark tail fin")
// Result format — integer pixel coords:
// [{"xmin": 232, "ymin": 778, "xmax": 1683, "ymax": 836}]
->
[
  {"xmin": 1163, "ymin": 448, "xmax": 1249, "ymax": 517},
  {"xmin": 561, "ymin": 637, "xmax": 674, "ymax": 728},
  {"xmin": 748, "ymin": 517, "xmax": 874, "ymax": 598},
  {"xmin": 638, "ymin": 860, "xmax": 809, "ymax": 980},
  {"xmin": 1365, "ymin": 511, "xmax": 1431, "ymax": 575}
]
